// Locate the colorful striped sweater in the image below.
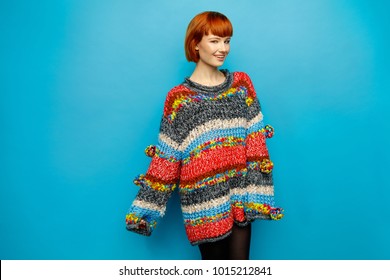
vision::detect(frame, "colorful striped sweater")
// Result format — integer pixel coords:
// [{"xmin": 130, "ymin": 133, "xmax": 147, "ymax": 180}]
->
[{"xmin": 125, "ymin": 70, "xmax": 283, "ymax": 245}]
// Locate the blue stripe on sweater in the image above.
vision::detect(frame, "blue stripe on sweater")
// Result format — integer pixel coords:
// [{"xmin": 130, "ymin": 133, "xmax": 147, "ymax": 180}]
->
[
  {"xmin": 157, "ymin": 140, "xmax": 182, "ymax": 160},
  {"xmin": 247, "ymin": 119, "xmax": 265, "ymax": 134},
  {"xmin": 182, "ymin": 127, "xmax": 246, "ymax": 157},
  {"xmin": 246, "ymin": 194, "xmax": 275, "ymax": 206},
  {"xmin": 182, "ymin": 201, "xmax": 231, "ymax": 220},
  {"xmin": 130, "ymin": 205, "xmax": 162, "ymax": 219},
  {"xmin": 231, "ymin": 194, "xmax": 274, "ymax": 204},
  {"xmin": 156, "ymin": 122, "xmax": 266, "ymax": 160}
]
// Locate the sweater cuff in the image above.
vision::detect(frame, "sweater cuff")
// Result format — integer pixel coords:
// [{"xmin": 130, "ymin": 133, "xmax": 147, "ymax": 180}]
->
[
  {"xmin": 125, "ymin": 213, "xmax": 157, "ymax": 236},
  {"xmin": 245, "ymin": 202, "xmax": 284, "ymax": 220}
]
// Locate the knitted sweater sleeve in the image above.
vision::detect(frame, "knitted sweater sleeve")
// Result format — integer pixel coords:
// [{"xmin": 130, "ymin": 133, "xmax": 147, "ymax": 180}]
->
[
  {"xmin": 125, "ymin": 89, "xmax": 182, "ymax": 236},
  {"xmin": 241, "ymin": 72, "xmax": 284, "ymax": 220}
]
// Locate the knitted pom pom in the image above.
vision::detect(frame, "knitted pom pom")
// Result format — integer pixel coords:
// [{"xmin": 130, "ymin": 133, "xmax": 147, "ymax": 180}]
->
[
  {"xmin": 262, "ymin": 124, "xmax": 274, "ymax": 138},
  {"xmin": 270, "ymin": 208, "xmax": 284, "ymax": 220},
  {"xmin": 145, "ymin": 145, "xmax": 156, "ymax": 157},
  {"xmin": 133, "ymin": 174, "xmax": 146, "ymax": 187},
  {"xmin": 260, "ymin": 158, "xmax": 274, "ymax": 174}
]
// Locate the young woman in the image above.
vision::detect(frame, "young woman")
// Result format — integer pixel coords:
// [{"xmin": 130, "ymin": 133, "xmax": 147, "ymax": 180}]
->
[{"xmin": 125, "ymin": 11, "xmax": 283, "ymax": 260}]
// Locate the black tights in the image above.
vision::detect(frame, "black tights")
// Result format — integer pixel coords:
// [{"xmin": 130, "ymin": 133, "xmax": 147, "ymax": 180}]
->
[{"xmin": 198, "ymin": 223, "xmax": 252, "ymax": 260}]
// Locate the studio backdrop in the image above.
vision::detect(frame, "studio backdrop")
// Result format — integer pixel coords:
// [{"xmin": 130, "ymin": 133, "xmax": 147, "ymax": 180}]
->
[{"xmin": 1, "ymin": 0, "xmax": 389, "ymax": 260}]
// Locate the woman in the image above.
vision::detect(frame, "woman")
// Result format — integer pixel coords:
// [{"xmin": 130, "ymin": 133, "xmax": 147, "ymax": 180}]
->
[{"xmin": 125, "ymin": 11, "xmax": 283, "ymax": 260}]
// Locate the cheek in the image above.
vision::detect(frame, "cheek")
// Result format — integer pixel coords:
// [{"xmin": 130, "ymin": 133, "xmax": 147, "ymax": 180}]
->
[
  {"xmin": 226, "ymin": 45, "xmax": 231, "ymax": 53},
  {"xmin": 201, "ymin": 45, "xmax": 215, "ymax": 55}
]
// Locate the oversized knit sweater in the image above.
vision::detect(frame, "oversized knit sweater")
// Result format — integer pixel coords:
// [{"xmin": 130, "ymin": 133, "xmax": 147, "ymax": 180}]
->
[{"xmin": 125, "ymin": 70, "xmax": 283, "ymax": 245}]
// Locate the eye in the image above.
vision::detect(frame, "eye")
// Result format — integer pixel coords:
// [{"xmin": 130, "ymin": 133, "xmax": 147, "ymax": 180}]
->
[{"xmin": 225, "ymin": 39, "xmax": 231, "ymax": 44}]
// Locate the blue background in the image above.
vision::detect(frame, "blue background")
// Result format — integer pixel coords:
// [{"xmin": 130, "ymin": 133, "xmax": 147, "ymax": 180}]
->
[{"xmin": 1, "ymin": 0, "xmax": 389, "ymax": 260}]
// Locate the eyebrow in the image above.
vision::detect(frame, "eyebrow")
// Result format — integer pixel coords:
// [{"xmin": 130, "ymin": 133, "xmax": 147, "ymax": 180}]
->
[{"xmin": 208, "ymin": 36, "xmax": 231, "ymax": 39}]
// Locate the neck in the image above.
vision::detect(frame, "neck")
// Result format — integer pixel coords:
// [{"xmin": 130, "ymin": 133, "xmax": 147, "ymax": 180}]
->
[{"xmin": 189, "ymin": 62, "xmax": 225, "ymax": 86}]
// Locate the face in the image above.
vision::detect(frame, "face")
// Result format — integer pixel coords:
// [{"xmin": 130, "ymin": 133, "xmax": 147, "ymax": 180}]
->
[{"xmin": 196, "ymin": 33, "xmax": 231, "ymax": 67}]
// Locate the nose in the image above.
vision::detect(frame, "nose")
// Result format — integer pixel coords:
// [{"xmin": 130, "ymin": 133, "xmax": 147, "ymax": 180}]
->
[{"xmin": 219, "ymin": 42, "xmax": 227, "ymax": 53}]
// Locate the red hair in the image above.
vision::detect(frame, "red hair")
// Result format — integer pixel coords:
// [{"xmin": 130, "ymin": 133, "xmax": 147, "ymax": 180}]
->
[{"xmin": 185, "ymin": 11, "xmax": 233, "ymax": 62}]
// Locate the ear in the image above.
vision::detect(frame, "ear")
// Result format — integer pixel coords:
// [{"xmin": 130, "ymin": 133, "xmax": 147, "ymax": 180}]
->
[{"xmin": 195, "ymin": 46, "xmax": 199, "ymax": 51}]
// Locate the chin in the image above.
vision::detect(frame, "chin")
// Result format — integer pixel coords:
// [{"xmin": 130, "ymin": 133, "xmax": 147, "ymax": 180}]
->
[{"xmin": 214, "ymin": 62, "xmax": 225, "ymax": 67}]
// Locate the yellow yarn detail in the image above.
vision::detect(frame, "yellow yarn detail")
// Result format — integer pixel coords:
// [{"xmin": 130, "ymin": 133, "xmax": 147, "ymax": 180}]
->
[
  {"xmin": 246, "ymin": 202, "xmax": 284, "ymax": 220},
  {"xmin": 271, "ymin": 213, "xmax": 284, "ymax": 220},
  {"xmin": 246, "ymin": 202, "xmax": 271, "ymax": 215},
  {"xmin": 246, "ymin": 97, "xmax": 254, "ymax": 106},
  {"xmin": 126, "ymin": 213, "xmax": 141, "ymax": 224},
  {"xmin": 151, "ymin": 181, "xmax": 177, "ymax": 192}
]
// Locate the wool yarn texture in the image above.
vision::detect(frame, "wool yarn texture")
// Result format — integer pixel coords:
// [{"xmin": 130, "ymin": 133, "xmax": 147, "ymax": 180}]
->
[{"xmin": 125, "ymin": 70, "xmax": 283, "ymax": 245}]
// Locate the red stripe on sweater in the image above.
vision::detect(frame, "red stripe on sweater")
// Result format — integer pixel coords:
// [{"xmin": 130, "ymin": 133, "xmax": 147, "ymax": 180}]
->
[
  {"xmin": 186, "ymin": 214, "xmax": 234, "ymax": 243},
  {"xmin": 163, "ymin": 85, "xmax": 192, "ymax": 119},
  {"xmin": 246, "ymin": 132, "xmax": 269, "ymax": 158},
  {"xmin": 232, "ymin": 205, "xmax": 246, "ymax": 223},
  {"xmin": 146, "ymin": 157, "xmax": 181, "ymax": 181},
  {"xmin": 232, "ymin": 72, "xmax": 256, "ymax": 101},
  {"xmin": 180, "ymin": 145, "xmax": 246, "ymax": 181}
]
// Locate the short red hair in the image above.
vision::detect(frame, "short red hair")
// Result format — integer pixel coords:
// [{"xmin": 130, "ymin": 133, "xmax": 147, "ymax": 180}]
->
[{"xmin": 185, "ymin": 11, "xmax": 233, "ymax": 62}]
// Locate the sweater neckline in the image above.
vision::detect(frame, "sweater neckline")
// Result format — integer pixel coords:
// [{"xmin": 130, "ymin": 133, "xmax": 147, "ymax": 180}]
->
[{"xmin": 182, "ymin": 69, "xmax": 233, "ymax": 95}]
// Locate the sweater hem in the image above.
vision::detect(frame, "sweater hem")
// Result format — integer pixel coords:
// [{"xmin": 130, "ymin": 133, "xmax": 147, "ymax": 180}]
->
[
  {"xmin": 190, "ymin": 213, "xmax": 279, "ymax": 245},
  {"xmin": 190, "ymin": 230, "xmax": 233, "ymax": 246}
]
